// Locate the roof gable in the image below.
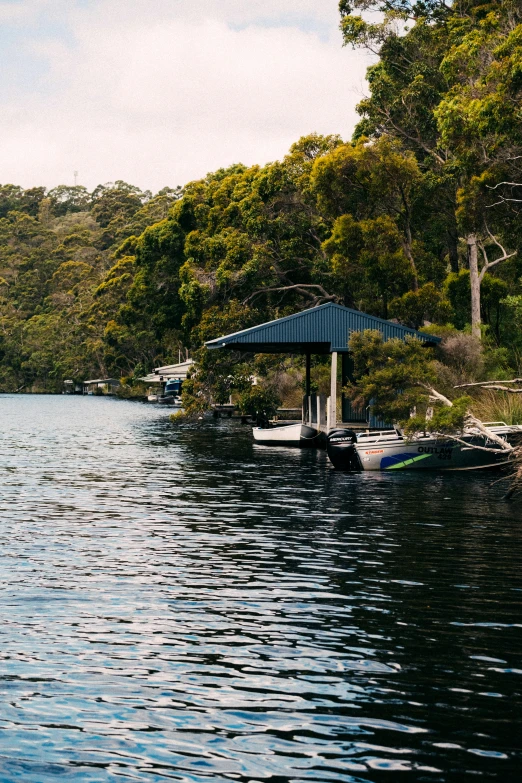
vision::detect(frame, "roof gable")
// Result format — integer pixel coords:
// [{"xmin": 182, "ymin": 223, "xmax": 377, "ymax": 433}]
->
[{"xmin": 205, "ymin": 303, "xmax": 440, "ymax": 354}]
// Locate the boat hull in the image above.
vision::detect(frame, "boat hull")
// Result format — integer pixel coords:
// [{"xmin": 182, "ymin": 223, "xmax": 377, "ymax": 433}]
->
[
  {"xmin": 253, "ymin": 423, "xmax": 320, "ymax": 447},
  {"xmin": 356, "ymin": 436, "xmax": 512, "ymax": 471}
]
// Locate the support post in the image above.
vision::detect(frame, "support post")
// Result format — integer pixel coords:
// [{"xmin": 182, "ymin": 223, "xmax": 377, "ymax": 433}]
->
[
  {"xmin": 305, "ymin": 352, "xmax": 311, "ymax": 397},
  {"xmin": 329, "ymin": 351, "xmax": 338, "ymax": 431}
]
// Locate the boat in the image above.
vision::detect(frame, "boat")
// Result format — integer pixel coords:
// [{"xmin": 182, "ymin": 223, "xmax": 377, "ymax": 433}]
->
[
  {"xmin": 327, "ymin": 422, "xmax": 522, "ymax": 471},
  {"xmin": 157, "ymin": 394, "xmax": 182, "ymax": 407},
  {"xmin": 145, "ymin": 376, "xmax": 185, "ymax": 405},
  {"xmin": 253, "ymin": 422, "xmax": 321, "ymax": 447}
]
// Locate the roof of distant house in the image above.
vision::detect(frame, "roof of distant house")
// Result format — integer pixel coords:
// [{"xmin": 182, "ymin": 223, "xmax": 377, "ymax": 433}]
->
[{"xmin": 139, "ymin": 359, "xmax": 193, "ymax": 384}]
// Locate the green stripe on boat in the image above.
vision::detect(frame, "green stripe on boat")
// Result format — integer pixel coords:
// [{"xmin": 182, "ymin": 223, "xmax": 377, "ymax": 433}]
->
[{"xmin": 385, "ymin": 453, "xmax": 433, "ymax": 470}]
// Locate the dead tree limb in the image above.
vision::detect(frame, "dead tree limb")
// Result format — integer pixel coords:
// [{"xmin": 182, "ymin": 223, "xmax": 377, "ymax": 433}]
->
[
  {"xmin": 438, "ymin": 433, "xmax": 514, "ymax": 454},
  {"xmin": 455, "ymin": 379, "xmax": 522, "ymax": 388},
  {"xmin": 479, "ymin": 385, "xmax": 522, "ymax": 394},
  {"xmin": 418, "ymin": 383, "xmax": 453, "ymax": 407},
  {"xmin": 465, "ymin": 413, "xmax": 514, "ymax": 450},
  {"xmin": 477, "ymin": 229, "xmax": 517, "ymax": 283},
  {"xmin": 486, "ymin": 181, "xmax": 522, "ymax": 207},
  {"xmin": 242, "ymin": 284, "xmax": 338, "ymax": 307}
]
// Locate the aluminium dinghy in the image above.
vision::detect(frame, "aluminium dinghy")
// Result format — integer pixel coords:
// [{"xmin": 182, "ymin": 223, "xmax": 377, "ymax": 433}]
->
[{"xmin": 327, "ymin": 423, "xmax": 522, "ymax": 471}]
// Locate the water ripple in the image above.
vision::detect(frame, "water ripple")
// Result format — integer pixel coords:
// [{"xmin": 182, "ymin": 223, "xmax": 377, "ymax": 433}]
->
[{"xmin": 0, "ymin": 395, "xmax": 521, "ymax": 781}]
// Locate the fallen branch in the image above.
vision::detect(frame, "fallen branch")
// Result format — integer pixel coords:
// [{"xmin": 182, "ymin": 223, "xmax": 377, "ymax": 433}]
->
[
  {"xmin": 465, "ymin": 413, "xmax": 513, "ymax": 451},
  {"xmin": 436, "ymin": 432, "xmax": 514, "ymax": 455},
  {"xmin": 504, "ymin": 461, "xmax": 522, "ymax": 500},
  {"xmin": 455, "ymin": 379, "xmax": 522, "ymax": 389},
  {"xmin": 480, "ymin": 385, "xmax": 522, "ymax": 394}
]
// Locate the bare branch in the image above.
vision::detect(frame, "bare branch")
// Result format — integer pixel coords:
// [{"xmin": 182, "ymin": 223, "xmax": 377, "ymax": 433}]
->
[
  {"xmin": 242, "ymin": 284, "xmax": 337, "ymax": 307},
  {"xmin": 455, "ymin": 379, "xmax": 522, "ymax": 388},
  {"xmin": 477, "ymin": 229, "xmax": 517, "ymax": 282},
  {"xmin": 480, "ymin": 385, "xmax": 522, "ymax": 394},
  {"xmin": 485, "ymin": 226, "xmax": 511, "ymax": 257},
  {"xmin": 437, "ymin": 433, "xmax": 514, "ymax": 454},
  {"xmin": 465, "ymin": 413, "xmax": 513, "ymax": 451},
  {"xmin": 486, "ymin": 181, "xmax": 522, "ymax": 190},
  {"xmin": 486, "ymin": 198, "xmax": 522, "ymax": 208},
  {"xmin": 418, "ymin": 383, "xmax": 453, "ymax": 407}
]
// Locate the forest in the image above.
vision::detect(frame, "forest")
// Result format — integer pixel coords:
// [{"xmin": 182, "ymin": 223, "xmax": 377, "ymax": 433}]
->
[{"xmin": 0, "ymin": 0, "xmax": 521, "ymax": 408}]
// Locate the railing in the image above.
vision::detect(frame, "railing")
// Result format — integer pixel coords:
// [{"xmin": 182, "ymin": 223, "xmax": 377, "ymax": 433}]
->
[
  {"xmin": 357, "ymin": 429, "xmax": 402, "ymax": 444},
  {"xmin": 303, "ymin": 394, "xmax": 327, "ymax": 430}
]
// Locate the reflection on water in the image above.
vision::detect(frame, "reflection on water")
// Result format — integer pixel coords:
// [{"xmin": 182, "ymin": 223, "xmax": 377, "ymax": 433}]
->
[{"xmin": 0, "ymin": 395, "xmax": 521, "ymax": 782}]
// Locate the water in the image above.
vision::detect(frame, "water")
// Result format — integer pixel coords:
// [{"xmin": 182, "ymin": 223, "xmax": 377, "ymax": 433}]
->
[{"xmin": 0, "ymin": 395, "xmax": 521, "ymax": 782}]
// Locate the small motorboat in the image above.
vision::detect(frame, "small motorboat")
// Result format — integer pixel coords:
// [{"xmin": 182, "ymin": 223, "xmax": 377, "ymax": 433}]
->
[
  {"xmin": 327, "ymin": 422, "xmax": 522, "ymax": 471},
  {"xmin": 157, "ymin": 395, "xmax": 182, "ymax": 406},
  {"xmin": 253, "ymin": 422, "xmax": 321, "ymax": 447}
]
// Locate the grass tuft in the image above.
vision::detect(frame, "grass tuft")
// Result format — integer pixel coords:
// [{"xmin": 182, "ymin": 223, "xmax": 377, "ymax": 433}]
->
[{"xmin": 470, "ymin": 389, "xmax": 522, "ymax": 425}]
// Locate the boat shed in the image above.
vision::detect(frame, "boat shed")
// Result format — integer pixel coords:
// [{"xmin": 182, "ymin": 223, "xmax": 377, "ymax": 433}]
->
[
  {"xmin": 205, "ymin": 303, "xmax": 438, "ymax": 354},
  {"xmin": 83, "ymin": 378, "xmax": 121, "ymax": 395},
  {"xmin": 205, "ymin": 303, "xmax": 440, "ymax": 430},
  {"xmin": 138, "ymin": 359, "xmax": 193, "ymax": 386}
]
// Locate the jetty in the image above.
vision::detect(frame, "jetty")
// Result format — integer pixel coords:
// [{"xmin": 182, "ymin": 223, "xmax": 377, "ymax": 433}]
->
[{"xmin": 206, "ymin": 303, "xmax": 439, "ymax": 444}]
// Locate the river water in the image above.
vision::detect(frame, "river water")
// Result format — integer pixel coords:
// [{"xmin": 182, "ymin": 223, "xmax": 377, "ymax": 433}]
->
[{"xmin": 0, "ymin": 395, "xmax": 521, "ymax": 782}]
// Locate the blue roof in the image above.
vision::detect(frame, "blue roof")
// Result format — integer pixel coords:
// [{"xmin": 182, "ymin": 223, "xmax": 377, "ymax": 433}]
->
[{"xmin": 205, "ymin": 303, "xmax": 440, "ymax": 354}]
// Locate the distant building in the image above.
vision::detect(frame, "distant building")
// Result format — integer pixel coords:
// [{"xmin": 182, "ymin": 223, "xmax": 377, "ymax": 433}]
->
[
  {"xmin": 82, "ymin": 378, "xmax": 121, "ymax": 395},
  {"xmin": 62, "ymin": 379, "xmax": 83, "ymax": 394},
  {"xmin": 139, "ymin": 360, "xmax": 193, "ymax": 387}
]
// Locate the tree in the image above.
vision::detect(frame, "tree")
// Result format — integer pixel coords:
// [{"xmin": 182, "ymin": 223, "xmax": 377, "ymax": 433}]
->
[
  {"xmin": 346, "ymin": 329, "xmax": 512, "ymax": 457},
  {"xmin": 312, "ymin": 136, "xmax": 447, "ymax": 315},
  {"xmin": 339, "ymin": 0, "xmax": 522, "ymax": 340},
  {"xmin": 48, "ymin": 185, "xmax": 91, "ymax": 216}
]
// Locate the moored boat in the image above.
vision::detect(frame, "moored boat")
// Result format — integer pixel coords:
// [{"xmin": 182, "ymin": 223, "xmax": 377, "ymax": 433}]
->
[
  {"xmin": 253, "ymin": 422, "xmax": 321, "ymax": 447},
  {"xmin": 327, "ymin": 423, "xmax": 522, "ymax": 471}
]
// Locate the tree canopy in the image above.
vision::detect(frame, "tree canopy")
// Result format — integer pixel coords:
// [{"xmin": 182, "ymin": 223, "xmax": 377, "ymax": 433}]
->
[{"xmin": 1, "ymin": 3, "xmax": 521, "ymax": 398}]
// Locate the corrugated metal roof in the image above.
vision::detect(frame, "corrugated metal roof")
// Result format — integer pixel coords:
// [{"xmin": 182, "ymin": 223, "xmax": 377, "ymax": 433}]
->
[
  {"xmin": 205, "ymin": 303, "xmax": 440, "ymax": 354},
  {"xmin": 153, "ymin": 360, "xmax": 193, "ymax": 374},
  {"xmin": 83, "ymin": 378, "xmax": 121, "ymax": 384},
  {"xmin": 139, "ymin": 360, "xmax": 193, "ymax": 384}
]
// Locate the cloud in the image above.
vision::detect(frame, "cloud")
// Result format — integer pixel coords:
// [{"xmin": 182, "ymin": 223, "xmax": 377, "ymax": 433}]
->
[{"xmin": 0, "ymin": 0, "xmax": 372, "ymax": 191}]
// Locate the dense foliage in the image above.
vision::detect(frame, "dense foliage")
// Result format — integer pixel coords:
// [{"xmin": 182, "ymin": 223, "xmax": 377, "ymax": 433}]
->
[
  {"xmin": 346, "ymin": 329, "xmax": 474, "ymax": 432},
  {"xmin": 1, "ymin": 1, "xmax": 521, "ymax": 397}
]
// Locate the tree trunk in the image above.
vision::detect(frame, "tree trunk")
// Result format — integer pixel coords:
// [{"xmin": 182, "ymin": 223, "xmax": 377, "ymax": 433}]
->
[
  {"xmin": 447, "ymin": 227, "xmax": 459, "ymax": 274},
  {"xmin": 467, "ymin": 233, "xmax": 481, "ymax": 341},
  {"xmin": 401, "ymin": 226, "xmax": 419, "ymax": 290}
]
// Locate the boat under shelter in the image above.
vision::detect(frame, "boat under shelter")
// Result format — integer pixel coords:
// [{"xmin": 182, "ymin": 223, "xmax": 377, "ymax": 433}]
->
[{"xmin": 205, "ymin": 302, "xmax": 440, "ymax": 432}]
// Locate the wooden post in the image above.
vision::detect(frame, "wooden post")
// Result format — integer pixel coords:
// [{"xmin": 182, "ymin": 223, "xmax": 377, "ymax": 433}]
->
[
  {"xmin": 329, "ymin": 351, "xmax": 338, "ymax": 430},
  {"xmin": 305, "ymin": 352, "xmax": 311, "ymax": 397},
  {"xmin": 467, "ymin": 233, "xmax": 482, "ymax": 341}
]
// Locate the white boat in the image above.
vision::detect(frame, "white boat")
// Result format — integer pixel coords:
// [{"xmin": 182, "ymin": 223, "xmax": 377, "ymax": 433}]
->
[
  {"xmin": 253, "ymin": 422, "xmax": 321, "ymax": 447},
  {"xmin": 327, "ymin": 422, "xmax": 522, "ymax": 471},
  {"xmin": 147, "ymin": 394, "xmax": 159, "ymax": 402},
  {"xmin": 157, "ymin": 395, "xmax": 182, "ymax": 406}
]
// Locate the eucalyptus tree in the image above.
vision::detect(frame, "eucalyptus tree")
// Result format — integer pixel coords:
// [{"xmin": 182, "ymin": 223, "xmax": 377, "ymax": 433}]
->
[{"xmin": 339, "ymin": 0, "xmax": 522, "ymax": 339}]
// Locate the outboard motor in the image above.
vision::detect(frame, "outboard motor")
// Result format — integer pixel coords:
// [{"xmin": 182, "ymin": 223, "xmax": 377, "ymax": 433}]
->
[{"xmin": 327, "ymin": 429, "xmax": 360, "ymax": 471}]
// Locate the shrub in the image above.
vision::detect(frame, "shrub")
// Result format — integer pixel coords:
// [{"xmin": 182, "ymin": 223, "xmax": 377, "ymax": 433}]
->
[{"xmin": 238, "ymin": 385, "xmax": 281, "ymax": 424}]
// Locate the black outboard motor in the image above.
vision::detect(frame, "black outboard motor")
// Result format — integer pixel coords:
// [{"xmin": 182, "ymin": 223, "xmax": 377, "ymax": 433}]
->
[{"xmin": 327, "ymin": 429, "xmax": 361, "ymax": 471}]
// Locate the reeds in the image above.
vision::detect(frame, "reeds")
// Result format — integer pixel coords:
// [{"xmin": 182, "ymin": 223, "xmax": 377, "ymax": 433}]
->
[{"xmin": 470, "ymin": 389, "xmax": 522, "ymax": 426}]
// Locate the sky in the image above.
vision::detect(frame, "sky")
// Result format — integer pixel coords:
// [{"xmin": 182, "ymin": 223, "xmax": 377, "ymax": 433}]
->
[{"xmin": 0, "ymin": 0, "xmax": 373, "ymax": 192}]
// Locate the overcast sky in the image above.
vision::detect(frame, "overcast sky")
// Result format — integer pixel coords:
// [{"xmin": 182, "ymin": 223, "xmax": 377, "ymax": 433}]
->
[{"xmin": 0, "ymin": 0, "xmax": 373, "ymax": 192}]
